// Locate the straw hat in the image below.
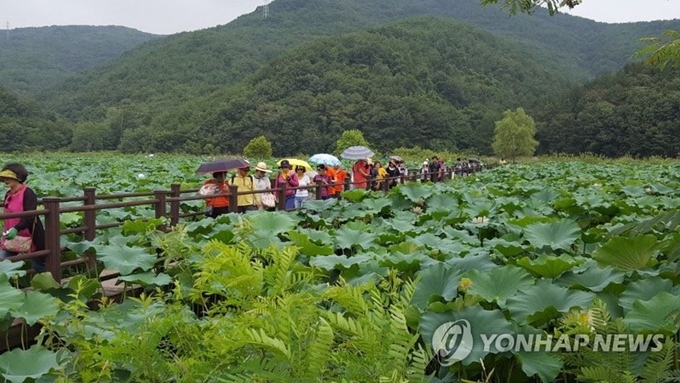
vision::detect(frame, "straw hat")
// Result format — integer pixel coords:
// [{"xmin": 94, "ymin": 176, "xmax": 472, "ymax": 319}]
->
[
  {"xmin": 255, "ymin": 162, "xmax": 272, "ymax": 173},
  {"xmin": 0, "ymin": 169, "xmax": 21, "ymax": 182}
]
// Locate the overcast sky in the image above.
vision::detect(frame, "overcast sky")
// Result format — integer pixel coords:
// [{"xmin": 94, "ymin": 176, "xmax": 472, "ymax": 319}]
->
[{"xmin": 3, "ymin": 0, "xmax": 679, "ymax": 35}]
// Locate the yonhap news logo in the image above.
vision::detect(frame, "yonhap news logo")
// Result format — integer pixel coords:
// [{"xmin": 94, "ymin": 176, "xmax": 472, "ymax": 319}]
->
[{"xmin": 432, "ymin": 320, "xmax": 665, "ymax": 365}]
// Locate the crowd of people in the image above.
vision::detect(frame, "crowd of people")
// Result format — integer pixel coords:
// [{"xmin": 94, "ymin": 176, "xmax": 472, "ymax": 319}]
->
[{"xmin": 202, "ymin": 156, "xmax": 487, "ymax": 217}]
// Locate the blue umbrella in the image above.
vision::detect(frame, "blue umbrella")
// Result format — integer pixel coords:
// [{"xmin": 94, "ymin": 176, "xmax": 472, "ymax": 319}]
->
[
  {"xmin": 340, "ymin": 146, "xmax": 374, "ymax": 160},
  {"xmin": 309, "ymin": 153, "xmax": 341, "ymax": 166}
]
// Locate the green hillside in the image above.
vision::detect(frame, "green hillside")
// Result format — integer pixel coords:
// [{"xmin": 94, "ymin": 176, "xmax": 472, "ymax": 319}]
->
[
  {"xmin": 44, "ymin": 0, "xmax": 680, "ymax": 121},
  {"xmin": 534, "ymin": 63, "xmax": 680, "ymax": 158},
  {"xmin": 0, "ymin": 86, "xmax": 71, "ymax": 151},
  {"xmin": 0, "ymin": 26, "xmax": 157, "ymax": 94},
  {"xmin": 116, "ymin": 18, "xmax": 570, "ymax": 155}
]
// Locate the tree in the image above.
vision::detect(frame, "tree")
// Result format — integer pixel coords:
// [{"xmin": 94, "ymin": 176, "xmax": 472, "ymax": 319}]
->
[
  {"xmin": 635, "ymin": 30, "xmax": 680, "ymax": 70},
  {"xmin": 492, "ymin": 108, "xmax": 538, "ymax": 162},
  {"xmin": 334, "ymin": 129, "xmax": 370, "ymax": 155},
  {"xmin": 480, "ymin": 0, "xmax": 581, "ymax": 15},
  {"xmin": 243, "ymin": 135, "xmax": 273, "ymax": 158}
]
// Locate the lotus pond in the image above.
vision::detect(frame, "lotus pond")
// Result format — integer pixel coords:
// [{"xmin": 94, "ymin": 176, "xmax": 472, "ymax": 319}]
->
[{"xmin": 1, "ymin": 159, "xmax": 680, "ymax": 382}]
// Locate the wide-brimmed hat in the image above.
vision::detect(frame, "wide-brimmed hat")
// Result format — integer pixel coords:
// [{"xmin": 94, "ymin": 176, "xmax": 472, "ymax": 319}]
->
[
  {"xmin": 279, "ymin": 160, "xmax": 292, "ymax": 169},
  {"xmin": 255, "ymin": 162, "xmax": 272, "ymax": 173},
  {"xmin": 0, "ymin": 170, "xmax": 21, "ymax": 182}
]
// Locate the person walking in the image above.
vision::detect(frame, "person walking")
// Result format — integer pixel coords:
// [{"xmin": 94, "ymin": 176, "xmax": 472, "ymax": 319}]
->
[
  {"xmin": 0, "ymin": 163, "xmax": 46, "ymax": 273},
  {"xmin": 274, "ymin": 160, "xmax": 299, "ymax": 211},
  {"xmin": 201, "ymin": 172, "xmax": 230, "ymax": 218},
  {"xmin": 231, "ymin": 165, "xmax": 257, "ymax": 214},
  {"xmin": 332, "ymin": 164, "xmax": 347, "ymax": 197},
  {"xmin": 294, "ymin": 165, "xmax": 311, "ymax": 209},
  {"xmin": 253, "ymin": 162, "xmax": 274, "ymax": 211},
  {"xmin": 313, "ymin": 164, "xmax": 333, "ymax": 199}
]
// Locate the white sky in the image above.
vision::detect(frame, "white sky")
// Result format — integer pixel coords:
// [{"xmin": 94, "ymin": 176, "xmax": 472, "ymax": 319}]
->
[{"xmin": 2, "ymin": 0, "xmax": 679, "ymax": 35}]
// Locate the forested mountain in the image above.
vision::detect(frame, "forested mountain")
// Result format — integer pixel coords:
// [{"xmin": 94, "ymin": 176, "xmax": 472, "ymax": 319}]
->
[
  {"xmin": 534, "ymin": 64, "xmax": 680, "ymax": 158},
  {"xmin": 0, "ymin": 26, "xmax": 157, "ymax": 94},
  {"xmin": 0, "ymin": 86, "xmax": 71, "ymax": 151},
  {"xmin": 44, "ymin": 0, "xmax": 680, "ymax": 122},
  {"xmin": 116, "ymin": 18, "xmax": 570, "ymax": 155}
]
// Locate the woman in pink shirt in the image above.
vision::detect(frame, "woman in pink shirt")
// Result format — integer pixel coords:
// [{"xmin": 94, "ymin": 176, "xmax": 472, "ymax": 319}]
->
[
  {"xmin": 352, "ymin": 159, "xmax": 369, "ymax": 190},
  {"xmin": 0, "ymin": 163, "xmax": 46, "ymax": 273},
  {"xmin": 274, "ymin": 160, "xmax": 300, "ymax": 210}
]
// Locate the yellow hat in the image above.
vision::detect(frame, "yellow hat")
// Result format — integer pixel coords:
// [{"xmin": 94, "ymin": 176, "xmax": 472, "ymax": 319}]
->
[{"xmin": 0, "ymin": 170, "xmax": 20, "ymax": 182}]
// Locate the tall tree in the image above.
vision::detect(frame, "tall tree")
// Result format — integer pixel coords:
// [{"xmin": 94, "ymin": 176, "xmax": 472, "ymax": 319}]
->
[
  {"xmin": 492, "ymin": 108, "xmax": 539, "ymax": 161},
  {"xmin": 635, "ymin": 30, "xmax": 680, "ymax": 70},
  {"xmin": 334, "ymin": 130, "xmax": 370, "ymax": 156}
]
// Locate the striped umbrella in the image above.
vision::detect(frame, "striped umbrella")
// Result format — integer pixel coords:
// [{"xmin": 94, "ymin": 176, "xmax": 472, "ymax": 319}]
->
[
  {"xmin": 340, "ymin": 146, "xmax": 374, "ymax": 160},
  {"xmin": 309, "ymin": 153, "xmax": 342, "ymax": 166}
]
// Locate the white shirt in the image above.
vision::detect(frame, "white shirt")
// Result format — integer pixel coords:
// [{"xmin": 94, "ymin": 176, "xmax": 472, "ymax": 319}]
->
[{"xmin": 296, "ymin": 175, "xmax": 310, "ymax": 198}]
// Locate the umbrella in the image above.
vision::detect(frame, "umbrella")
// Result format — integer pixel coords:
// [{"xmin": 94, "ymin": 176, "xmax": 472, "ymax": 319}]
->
[
  {"xmin": 309, "ymin": 153, "xmax": 341, "ymax": 166},
  {"xmin": 341, "ymin": 146, "xmax": 374, "ymax": 160},
  {"xmin": 195, "ymin": 158, "xmax": 250, "ymax": 174},
  {"xmin": 277, "ymin": 159, "xmax": 312, "ymax": 171},
  {"xmin": 390, "ymin": 155, "xmax": 404, "ymax": 163}
]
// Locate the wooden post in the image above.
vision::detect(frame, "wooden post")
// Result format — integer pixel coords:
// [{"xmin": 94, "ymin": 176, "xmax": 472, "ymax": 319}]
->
[
  {"xmin": 82, "ymin": 187, "xmax": 97, "ymax": 274},
  {"xmin": 83, "ymin": 187, "xmax": 96, "ymax": 241},
  {"xmin": 169, "ymin": 183, "xmax": 181, "ymax": 226},
  {"xmin": 315, "ymin": 180, "xmax": 323, "ymax": 200},
  {"xmin": 153, "ymin": 190, "xmax": 167, "ymax": 232},
  {"xmin": 343, "ymin": 178, "xmax": 350, "ymax": 192},
  {"xmin": 228, "ymin": 185, "xmax": 239, "ymax": 214},
  {"xmin": 42, "ymin": 197, "xmax": 62, "ymax": 281},
  {"xmin": 277, "ymin": 181, "xmax": 287, "ymax": 211}
]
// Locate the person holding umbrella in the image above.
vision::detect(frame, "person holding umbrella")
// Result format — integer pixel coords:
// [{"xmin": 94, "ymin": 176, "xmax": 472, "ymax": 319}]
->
[
  {"xmin": 231, "ymin": 164, "xmax": 257, "ymax": 214},
  {"xmin": 200, "ymin": 172, "xmax": 230, "ymax": 218},
  {"xmin": 274, "ymin": 160, "xmax": 299, "ymax": 211}
]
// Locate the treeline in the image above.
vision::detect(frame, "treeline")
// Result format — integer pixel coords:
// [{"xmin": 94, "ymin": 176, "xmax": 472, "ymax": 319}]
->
[
  {"xmin": 114, "ymin": 18, "xmax": 568, "ymax": 155},
  {"xmin": 0, "ymin": 26, "xmax": 156, "ymax": 95},
  {"xmin": 0, "ymin": 87, "xmax": 71, "ymax": 151},
  {"xmin": 40, "ymin": 0, "xmax": 680, "ymax": 123},
  {"xmin": 535, "ymin": 63, "xmax": 680, "ymax": 158}
]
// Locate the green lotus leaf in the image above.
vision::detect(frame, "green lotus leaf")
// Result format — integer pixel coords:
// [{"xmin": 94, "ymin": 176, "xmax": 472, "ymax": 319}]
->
[
  {"xmin": 592, "ymin": 235, "xmax": 659, "ymax": 270},
  {"xmin": 360, "ymin": 197, "xmax": 391, "ymax": 213},
  {"xmin": 465, "ymin": 266, "xmax": 534, "ymax": 305},
  {"xmin": 121, "ymin": 218, "xmax": 164, "ymax": 235},
  {"xmin": 0, "ymin": 346, "xmax": 61, "ymax": 383},
  {"xmin": 96, "ymin": 245, "xmax": 157, "ymax": 275},
  {"xmin": 397, "ymin": 184, "xmax": 434, "ymax": 202},
  {"xmin": 118, "ymin": 272, "xmax": 172, "ymax": 287},
  {"xmin": 0, "ymin": 260, "xmax": 26, "ymax": 279},
  {"xmin": 247, "ymin": 212, "xmax": 296, "ymax": 235},
  {"xmin": 288, "ymin": 231, "xmax": 334, "ymax": 256},
  {"xmin": 379, "ymin": 252, "xmax": 427, "ymax": 272},
  {"xmin": 0, "ymin": 276, "xmax": 24, "ymax": 317},
  {"xmin": 339, "ymin": 189, "xmax": 368, "ymax": 202},
  {"xmin": 556, "ymin": 266, "xmax": 625, "ymax": 292},
  {"xmin": 623, "ymin": 292, "xmax": 680, "ymax": 334},
  {"xmin": 309, "ymin": 254, "xmax": 372, "ymax": 271},
  {"xmin": 389, "ymin": 241, "xmax": 421, "ymax": 254},
  {"xmin": 445, "ymin": 251, "xmax": 498, "ymax": 273},
  {"xmin": 419, "ymin": 306, "xmax": 513, "ymax": 365},
  {"xmin": 30, "ymin": 273, "xmax": 60, "ymax": 291},
  {"xmin": 411, "ymin": 263, "xmax": 462, "ymax": 310},
  {"xmin": 505, "ymin": 280, "xmax": 595, "ymax": 326},
  {"xmin": 426, "ymin": 194, "xmax": 459, "ymax": 212},
  {"xmin": 11, "ymin": 291, "xmax": 59, "ymax": 326},
  {"xmin": 413, "ymin": 233, "xmax": 466, "ymax": 254},
  {"xmin": 619, "ymin": 277, "xmax": 677, "ymax": 314},
  {"xmin": 303, "ymin": 198, "xmax": 338, "ymax": 212},
  {"xmin": 524, "ymin": 219, "xmax": 581, "ymax": 251},
  {"xmin": 486, "ymin": 237, "xmax": 526, "ymax": 257},
  {"xmin": 516, "ymin": 351, "xmax": 563, "ymax": 383},
  {"xmin": 334, "ymin": 227, "xmax": 376, "ymax": 250},
  {"xmin": 516, "ymin": 254, "xmax": 579, "ymax": 278}
]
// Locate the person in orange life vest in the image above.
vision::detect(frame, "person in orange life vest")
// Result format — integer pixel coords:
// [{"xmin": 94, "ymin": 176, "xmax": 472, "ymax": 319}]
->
[
  {"xmin": 332, "ymin": 164, "xmax": 347, "ymax": 197},
  {"xmin": 0, "ymin": 163, "xmax": 46, "ymax": 273},
  {"xmin": 203, "ymin": 172, "xmax": 229, "ymax": 218},
  {"xmin": 326, "ymin": 166, "xmax": 337, "ymax": 198}
]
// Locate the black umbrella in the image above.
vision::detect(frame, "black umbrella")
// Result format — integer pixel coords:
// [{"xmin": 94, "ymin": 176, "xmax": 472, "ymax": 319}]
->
[{"xmin": 195, "ymin": 158, "xmax": 251, "ymax": 174}]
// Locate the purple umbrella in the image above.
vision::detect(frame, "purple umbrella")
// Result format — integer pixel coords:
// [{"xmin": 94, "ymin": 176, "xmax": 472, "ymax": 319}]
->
[{"xmin": 195, "ymin": 158, "xmax": 251, "ymax": 174}]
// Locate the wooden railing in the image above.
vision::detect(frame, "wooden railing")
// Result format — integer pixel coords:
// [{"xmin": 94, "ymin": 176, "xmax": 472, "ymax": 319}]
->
[{"xmin": 1, "ymin": 165, "xmax": 493, "ymax": 282}]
